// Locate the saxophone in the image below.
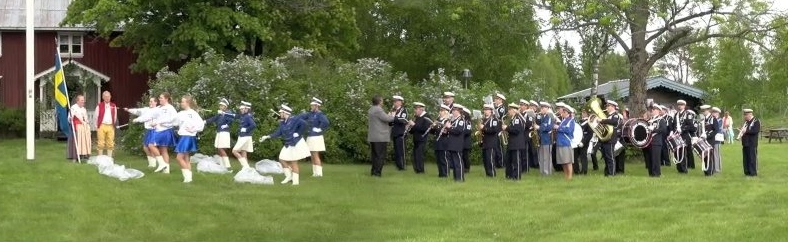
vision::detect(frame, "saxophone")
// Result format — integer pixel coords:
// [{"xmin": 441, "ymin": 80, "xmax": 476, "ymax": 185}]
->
[{"xmin": 586, "ymin": 96, "xmax": 615, "ymax": 142}]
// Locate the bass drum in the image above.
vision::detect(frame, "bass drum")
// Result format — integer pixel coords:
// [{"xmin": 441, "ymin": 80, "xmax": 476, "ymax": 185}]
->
[{"xmin": 620, "ymin": 119, "xmax": 653, "ymax": 148}]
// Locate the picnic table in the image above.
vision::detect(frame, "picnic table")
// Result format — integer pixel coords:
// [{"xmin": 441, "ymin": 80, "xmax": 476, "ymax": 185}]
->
[{"xmin": 765, "ymin": 128, "xmax": 788, "ymax": 143}]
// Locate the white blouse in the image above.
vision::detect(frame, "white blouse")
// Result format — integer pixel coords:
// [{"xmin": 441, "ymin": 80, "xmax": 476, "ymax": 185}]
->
[
  {"xmin": 176, "ymin": 109, "xmax": 205, "ymax": 136},
  {"xmin": 130, "ymin": 107, "xmax": 158, "ymax": 130},
  {"xmin": 69, "ymin": 104, "xmax": 88, "ymax": 123}
]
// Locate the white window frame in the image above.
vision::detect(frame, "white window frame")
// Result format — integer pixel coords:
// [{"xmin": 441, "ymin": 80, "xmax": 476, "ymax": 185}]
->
[{"xmin": 58, "ymin": 32, "xmax": 84, "ymax": 58}]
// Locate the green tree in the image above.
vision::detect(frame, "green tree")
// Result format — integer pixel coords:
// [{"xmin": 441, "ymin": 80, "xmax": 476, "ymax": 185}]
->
[
  {"xmin": 694, "ymin": 22, "xmax": 757, "ymax": 111},
  {"xmin": 760, "ymin": 17, "xmax": 788, "ymax": 116},
  {"xmin": 62, "ymin": 0, "xmax": 360, "ymax": 72},
  {"xmin": 352, "ymin": 0, "xmax": 540, "ymax": 88},
  {"xmin": 538, "ymin": 0, "xmax": 780, "ymax": 116}
]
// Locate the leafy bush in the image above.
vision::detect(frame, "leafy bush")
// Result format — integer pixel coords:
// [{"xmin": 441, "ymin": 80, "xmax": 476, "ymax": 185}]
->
[{"xmin": 0, "ymin": 106, "xmax": 25, "ymax": 138}]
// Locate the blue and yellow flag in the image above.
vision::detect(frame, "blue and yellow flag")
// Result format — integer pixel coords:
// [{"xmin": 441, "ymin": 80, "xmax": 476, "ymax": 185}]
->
[{"xmin": 54, "ymin": 51, "xmax": 72, "ymax": 136}]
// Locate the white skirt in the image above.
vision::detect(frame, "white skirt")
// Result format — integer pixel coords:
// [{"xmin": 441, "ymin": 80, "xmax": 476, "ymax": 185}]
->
[
  {"xmin": 306, "ymin": 135, "xmax": 326, "ymax": 152},
  {"xmin": 233, "ymin": 136, "xmax": 254, "ymax": 152},
  {"xmin": 215, "ymin": 132, "xmax": 231, "ymax": 148},
  {"xmin": 279, "ymin": 139, "xmax": 311, "ymax": 161}
]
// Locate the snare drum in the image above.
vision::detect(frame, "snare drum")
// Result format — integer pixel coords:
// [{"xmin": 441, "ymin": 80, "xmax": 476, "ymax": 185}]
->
[
  {"xmin": 667, "ymin": 133, "xmax": 686, "ymax": 149},
  {"xmin": 621, "ymin": 119, "xmax": 653, "ymax": 148},
  {"xmin": 692, "ymin": 138, "xmax": 712, "ymax": 157}
]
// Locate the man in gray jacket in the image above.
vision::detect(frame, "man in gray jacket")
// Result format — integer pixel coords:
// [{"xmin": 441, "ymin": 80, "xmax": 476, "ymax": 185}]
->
[{"xmin": 368, "ymin": 95, "xmax": 396, "ymax": 176}]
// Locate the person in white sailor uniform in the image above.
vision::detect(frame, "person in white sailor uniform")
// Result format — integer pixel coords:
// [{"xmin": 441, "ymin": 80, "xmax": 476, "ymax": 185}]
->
[
  {"xmin": 125, "ymin": 96, "xmax": 159, "ymax": 168},
  {"xmin": 478, "ymin": 104, "xmax": 501, "ymax": 177},
  {"xmin": 445, "ymin": 106, "xmax": 467, "ymax": 182},
  {"xmin": 204, "ymin": 98, "xmax": 236, "ymax": 169},
  {"xmin": 231, "ymin": 101, "xmax": 257, "ymax": 169},
  {"xmin": 145, "ymin": 92, "xmax": 179, "ymax": 174},
  {"xmin": 740, "ymin": 108, "xmax": 760, "ymax": 176},
  {"xmin": 492, "ymin": 93, "xmax": 507, "ymax": 168},
  {"xmin": 260, "ymin": 105, "xmax": 311, "ymax": 185},
  {"xmin": 293, "ymin": 97, "xmax": 330, "ymax": 177},
  {"xmin": 389, "ymin": 95, "xmax": 409, "ymax": 171},
  {"xmin": 174, "ymin": 95, "xmax": 205, "ymax": 183}
]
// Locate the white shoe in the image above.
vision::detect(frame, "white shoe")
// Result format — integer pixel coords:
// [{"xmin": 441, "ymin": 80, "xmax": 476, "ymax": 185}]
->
[
  {"xmin": 146, "ymin": 156, "xmax": 156, "ymax": 168},
  {"xmin": 292, "ymin": 173, "xmax": 300, "ymax": 186},
  {"xmin": 281, "ymin": 168, "xmax": 293, "ymax": 184},
  {"xmin": 312, "ymin": 165, "xmax": 317, "ymax": 177},
  {"xmin": 182, "ymin": 169, "xmax": 192, "ymax": 183},
  {"xmin": 222, "ymin": 156, "xmax": 231, "ymax": 168},
  {"xmin": 316, "ymin": 165, "xmax": 323, "ymax": 177},
  {"xmin": 154, "ymin": 157, "xmax": 170, "ymax": 174}
]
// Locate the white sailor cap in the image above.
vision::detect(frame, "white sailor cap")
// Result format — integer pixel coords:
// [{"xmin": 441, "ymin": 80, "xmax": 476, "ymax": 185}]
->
[
  {"xmin": 529, "ymin": 100, "xmax": 538, "ymax": 106},
  {"xmin": 711, "ymin": 107, "xmax": 721, "ymax": 113},
  {"xmin": 539, "ymin": 102, "xmax": 551, "ymax": 107},
  {"xmin": 495, "ymin": 93, "xmax": 506, "ymax": 100},
  {"xmin": 699, "ymin": 104, "xmax": 711, "ymax": 110},
  {"xmin": 743, "ymin": 108, "xmax": 754, "ymax": 114},
  {"xmin": 310, "ymin": 97, "xmax": 323, "ymax": 106},
  {"xmin": 567, "ymin": 106, "xmax": 576, "ymax": 113},
  {"xmin": 278, "ymin": 104, "xmax": 292, "ymax": 114},
  {"xmin": 677, "ymin": 100, "xmax": 687, "ymax": 105},
  {"xmin": 443, "ymin": 92, "xmax": 455, "ymax": 97},
  {"xmin": 413, "ymin": 102, "xmax": 426, "ymax": 107},
  {"xmin": 519, "ymin": 99, "xmax": 528, "ymax": 105},
  {"xmin": 483, "ymin": 104, "xmax": 494, "ymax": 110},
  {"xmin": 440, "ymin": 104, "xmax": 451, "ymax": 111},
  {"xmin": 452, "ymin": 104, "xmax": 465, "ymax": 110},
  {"xmin": 462, "ymin": 107, "xmax": 471, "ymax": 114},
  {"xmin": 507, "ymin": 103, "xmax": 519, "ymax": 109},
  {"xmin": 650, "ymin": 104, "xmax": 662, "ymax": 110},
  {"xmin": 392, "ymin": 95, "xmax": 404, "ymax": 101},
  {"xmin": 661, "ymin": 105, "xmax": 670, "ymax": 111},
  {"xmin": 605, "ymin": 100, "xmax": 618, "ymax": 107},
  {"xmin": 219, "ymin": 98, "xmax": 229, "ymax": 106},
  {"xmin": 239, "ymin": 101, "xmax": 252, "ymax": 109},
  {"xmin": 687, "ymin": 110, "xmax": 696, "ymax": 115},
  {"xmin": 555, "ymin": 102, "xmax": 567, "ymax": 108}
]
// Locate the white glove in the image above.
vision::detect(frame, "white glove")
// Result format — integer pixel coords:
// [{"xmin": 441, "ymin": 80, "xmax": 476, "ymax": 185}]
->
[
  {"xmin": 259, "ymin": 135, "xmax": 270, "ymax": 142},
  {"xmin": 312, "ymin": 128, "xmax": 323, "ymax": 133},
  {"xmin": 218, "ymin": 110, "xmax": 225, "ymax": 114},
  {"xmin": 591, "ymin": 136, "xmax": 599, "ymax": 142},
  {"xmin": 701, "ymin": 133, "xmax": 707, "ymax": 139},
  {"xmin": 240, "ymin": 128, "xmax": 247, "ymax": 133},
  {"xmin": 220, "ymin": 124, "xmax": 229, "ymax": 129},
  {"xmin": 579, "ymin": 143, "xmax": 584, "ymax": 148},
  {"xmin": 293, "ymin": 133, "xmax": 300, "ymax": 138}
]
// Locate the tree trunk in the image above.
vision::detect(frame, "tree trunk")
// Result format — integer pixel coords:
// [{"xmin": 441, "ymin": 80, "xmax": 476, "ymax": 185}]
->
[
  {"xmin": 592, "ymin": 57, "xmax": 600, "ymax": 96},
  {"xmin": 629, "ymin": 61, "xmax": 649, "ymax": 118}
]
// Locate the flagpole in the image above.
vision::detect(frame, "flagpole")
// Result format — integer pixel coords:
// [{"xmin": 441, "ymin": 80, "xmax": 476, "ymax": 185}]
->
[{"xmin": 25, "ymin": 0, "xmax": 35, "ymax": 161}]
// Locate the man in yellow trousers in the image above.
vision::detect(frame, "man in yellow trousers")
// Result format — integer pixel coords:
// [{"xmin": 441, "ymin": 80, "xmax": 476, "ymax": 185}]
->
[{"xmin": 95, "ymin": 91, "xmax": 118, "ymax": 157}]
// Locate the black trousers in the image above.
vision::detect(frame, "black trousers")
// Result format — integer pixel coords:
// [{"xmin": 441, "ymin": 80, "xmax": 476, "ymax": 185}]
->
[
  {"xmin": 462, "ymin": 148, "xmax": 471, "ymax": 173},
  {"xmin": 412, "ymin": 141, "xmax": 426, "ymax": 173},
  {"xmin": 615, "ymin": 147, "xmax": 626, "ymax": 174},
  {"xmin": 702, "ymin": 148, "xmax": 715, "ymax": 176},
  {"xmin": 482, "ymin": 148, "xmax": 497, "ymax": 177},
  {"xmin": 675, "ymin": 146, "xmax": 689, "ymax": 173},
  {"xmin": 369, "ymin": 142, "xmax": 388, "ymax": 176},
  {"xmin": 435, "ymin": 150, "xmax": 448, "ymax": 177},
  {"xmin": 494, "ymin": 145, "xmax": 504, "ymax": 168},
  {"xmin": 574, "ymin": 147, "xmax": 588, "ymax": 174},
  {"xmin": 589, "ymin": 143, "xmax": 599, "ymax": 170},
  {"xmin": 743, "ymin": 146, "xmax": 758, "ymax": 176},
  {"xmin": 661, "ymin": 138, "xmax": 671, "ymax": 166},
  {"xmin": 643, "ymin": 148, "xmax": 651, "ymax": 173},
  {"xmin": 392, "ymin": 136, "xmax": 406, "ymax": 170},
  {"xmin": 507, "ymin": 149, "xmax": 524, "ymax": 180},
  {"xmin": 519, "ymin": 142, "xmax": 530, "ymax": 174},
  {"xmin": 528, "ymin": 143, "xmax": 540, "ymax": 168},
  {"xmin": 684, "ymin": 138, "xmax": 695, "ymax": 169},
  {"xmin": 600, "ymin": 142, "xmax": 616, "ymax": 176},
  {"xmin": 448, "ymin": 151, "xmax": 465, "ymax": 181},
  {"xmin": 649, "ymin": 145, "xmax": 662, "ymax": 177}
]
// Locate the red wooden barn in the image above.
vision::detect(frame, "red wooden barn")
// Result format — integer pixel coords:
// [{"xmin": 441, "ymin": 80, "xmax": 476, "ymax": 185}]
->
[{"xmin": 0, "ymin": 0, "xmax": 149, "ymax": 133}]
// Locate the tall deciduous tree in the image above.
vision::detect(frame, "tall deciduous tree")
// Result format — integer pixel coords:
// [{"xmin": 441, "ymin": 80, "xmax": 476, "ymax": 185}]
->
[
  {"xmin": 538, "ymin": 0, "xmax": 781, "ymax": 116},
  {"xmin": 353, "ymin": 0, "xmax": 540, "ymax": 88},
  {"xmin": 62, "ymin": 0, "xmax": 360, "ymax": 72}
]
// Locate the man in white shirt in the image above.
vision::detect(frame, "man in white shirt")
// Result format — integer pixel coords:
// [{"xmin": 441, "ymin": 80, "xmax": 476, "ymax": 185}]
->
[{"xmin": 95, "ymin": 91, "xmax": 118, "ymax": 157}]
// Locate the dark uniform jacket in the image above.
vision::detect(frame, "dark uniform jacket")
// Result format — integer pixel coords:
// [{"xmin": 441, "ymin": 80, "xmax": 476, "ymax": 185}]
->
[
  {"xmin": 505, "ymin": 114, "xmax": 527, "ymax": 150},
  {"xmin": 410, "ymin": 112, "xmax": 432, "ymax": 142},
  {"xmin": 481, "ymin": 116, "xmax": 501, "ymax": 149},
  {"xmin": 741, "ymin": 118, "xmax": 760, "ymax": 147},
  {"xmin": 446, "ymin": 117, "xmax": 466, "ymax": 152},
  {"xmin": 389, "ymin": 107, "xmax": 409, "ymax": 137}
]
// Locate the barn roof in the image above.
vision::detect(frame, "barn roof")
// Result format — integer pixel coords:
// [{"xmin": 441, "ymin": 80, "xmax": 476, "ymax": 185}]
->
[
  {"xmin": 0, "ymin": 0, "xmax": 88, "ymax": 30},
  {"xmin": 558, "ymin": 76, "xmax": 706, "ymax": 100}
]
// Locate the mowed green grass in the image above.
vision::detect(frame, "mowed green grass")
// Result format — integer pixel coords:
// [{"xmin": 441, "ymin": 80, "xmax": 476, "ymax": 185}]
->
[{"xmin": 1, "ymin": 139, "xmax": 787, "ymax": 242}]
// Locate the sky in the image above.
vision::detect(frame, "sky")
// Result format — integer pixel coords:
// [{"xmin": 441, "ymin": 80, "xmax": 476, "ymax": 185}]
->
[{"xmin": 537, "ymin": 1, "xmax": 788, "ymax": 51}]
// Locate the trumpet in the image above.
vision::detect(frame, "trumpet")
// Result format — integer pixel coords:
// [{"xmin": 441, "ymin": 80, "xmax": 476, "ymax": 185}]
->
[{"xmin": 736, "ymin": 122, "xmax": 747, "ymax": 140}]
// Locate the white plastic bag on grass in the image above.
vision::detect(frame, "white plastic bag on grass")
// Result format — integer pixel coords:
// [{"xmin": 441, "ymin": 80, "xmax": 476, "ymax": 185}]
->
[
  {"xmin": 197, "ymin": 157, "xmax": 231, "ymax": 174},
  {"xmin": 255, "ymin": 159, "xmax": 283, "ymax": 174},
  {"xmin": 233, "ymin": 167, "xmax": 274, "ymax": 185},
  {"xmin": 88, "ymin": 155, "xmax": 114, "ymax": 167},
  {"xmin": 190, "ymin": 153, "xmax": 214, "ymax": 163},
  {"xmin": 90, "ymin": 156, "xmax": 145, "ymax": 181}
]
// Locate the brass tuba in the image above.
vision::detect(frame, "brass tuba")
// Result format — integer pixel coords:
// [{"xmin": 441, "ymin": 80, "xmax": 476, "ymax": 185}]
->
[{"xmin": 586, "ymin": 96, "xmax": 615, "ymax": 142}]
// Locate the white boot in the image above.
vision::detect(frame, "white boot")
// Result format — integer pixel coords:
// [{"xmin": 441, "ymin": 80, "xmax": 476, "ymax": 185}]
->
[
  {"xmin": 239, "ymin": 157, "xmax": 250, "ymax": 168},
  {"xmin": 182, "ymin": 169, "xmax": 192, "ymax": 183},
  {"xmin": 281, "ymin": 168, "xmax": 293, "ymax": 184},
  {"xmin": 146, "ymin": 156, "xmax": 156, "ymax": 168},
  {"xmin": 292, "ymin": 173, "xmax": 300, "ymax": 186},
  {"xmin": 315, "ymin": 165, "xmax": 323, "ymax": 177},
  {"xmin": 154, "ymin": 156, "xmax": 170, "ymax": 174},
  {"xmin": 107, "ymin": 150, "xmax": 113, "ymax": 157},
  {"xmin": 312, "ymin": 165, "xmax": 317, "ymax": 177},
  {"xmin": 222, "ymin": 156, "xmax": 232, "ymax": 168}
]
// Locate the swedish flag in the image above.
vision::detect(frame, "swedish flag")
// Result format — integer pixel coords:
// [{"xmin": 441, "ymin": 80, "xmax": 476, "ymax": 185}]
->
[{"xmin": 54, "ymin": 51, "xmax": 72, "ymax": 136}]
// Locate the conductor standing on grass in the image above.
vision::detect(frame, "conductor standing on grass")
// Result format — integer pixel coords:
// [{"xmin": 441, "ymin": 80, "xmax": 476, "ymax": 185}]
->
[{"xmin": 368, "ymin": 95, "xmax": 396, "ymax": 177}]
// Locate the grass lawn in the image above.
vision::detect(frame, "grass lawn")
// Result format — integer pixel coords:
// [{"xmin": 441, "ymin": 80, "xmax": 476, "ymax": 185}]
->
[{"xmin": 1, "ymin": 139, "xmax": 787, "ymax": 242}]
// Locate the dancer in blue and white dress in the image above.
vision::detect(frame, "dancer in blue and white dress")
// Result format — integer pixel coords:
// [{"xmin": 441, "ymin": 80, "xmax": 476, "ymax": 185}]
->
[
  {"xmin": 293, "ymin": 97, "xmax": 330, "ymax": 177},
  {"xmin": 260, "ymin": 105, "xmax": 310, "ymax": 185},
  {"xmin": 174, "ymin": 95, "xmax": 205, "ymax": 183},
  {"xmin": 204, "ymin": 98, "xmax": 236, "ymax": 168},
  {"xmin": 125, "ymin": 97, "xmax": 159, "ymax": 167},
  {"xmin": 141, "ymin": 92, "xmax": 179, "ymax": 174},
  {"xmin": 231, "ymin": 101, "xmax": 257, "ymax": 169}
]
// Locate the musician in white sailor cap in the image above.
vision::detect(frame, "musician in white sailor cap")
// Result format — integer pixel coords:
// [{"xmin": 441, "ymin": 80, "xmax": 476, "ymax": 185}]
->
[
  {"xmin": 442, "ymin": 92, "xmax": 455, "ymax": 109},
  {"xmin": 408, "ymin": 102, "xmax": 432, "ymax": 174},
  {"xmin": 492, "ymin": 93, "xmax": 507, "ymax": 168},
  {"xmin": 173, "ymin": 95, "xmax": 205, "ymax": 183},
  {"xmin": 125, "ymin": 96, "xmax": 159, "ymax": 167},
  {"xmin": 231, "ymin": 101, "xmax": 257, "ymax": 169},
  {"xmin": 292, "ymin": 97, "xmax": 330, "ymax": 177},
  {"xmin": 659, "ymin": 105, "xmax": 672, "ymax": 167},
  {"xmin": 553, "ymin": 103, "xmax": 576, "ymax": 180},
  {"xmin": 699, "ymin": 104, "xmax": 719, "ymax": 176},
  {"xmin": 527, "ymin": 100, "xmax": 540, "ymax": 169},
  {"xmin": 537, "ymin": 102, "xmax": 554, "ymax": 175},
  {"xmin": 461, "ymin": 106, "xmax": 473, "ymax": 174},
  {"xmin": 673, "ymin": 99, "xmax": 696, "ymax": 173},
  {"xmin": 594, "ymin": 100, "xmax": 623, "ymax": 176},
  {"xmin": 204, "ymin": 98, "xmax": 236, "ymax": 169},
  {"xmin": 710, "ymin": 107, "xmax": 723, "ymax": 173},
  {"xmin": 478, "ymin": 104, "xmax": 501, "ymax": 177},
  {"xmin": 389, "ymin": 95, "xmax": 409, "ymax": 171},
  {"xmin": 260, "ymin": 105, "xmax": 311, "ymax": 185},
  {"xmin": 739, "ymin": 108, "xmax": 760, "ymax": 176}
]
